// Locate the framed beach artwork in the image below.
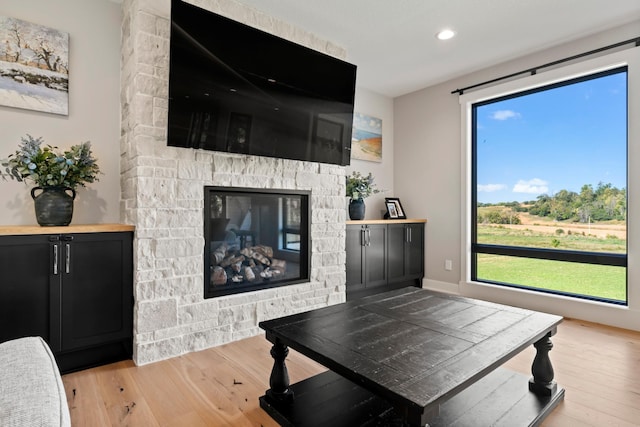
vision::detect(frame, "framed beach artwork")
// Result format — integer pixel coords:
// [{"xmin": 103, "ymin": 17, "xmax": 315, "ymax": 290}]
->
[
  {"xmin": 351, "ymin": 112, "xmax": 382, "ymax": 162},
  {"xmin": 0, "ymin": 16, "xmax": 69, "ymax": 115}
]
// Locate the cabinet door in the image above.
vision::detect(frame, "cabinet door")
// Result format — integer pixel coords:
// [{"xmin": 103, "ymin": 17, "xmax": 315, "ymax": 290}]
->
[
  {"xmin": 388, "ymin": 223, "xmax": 425, "ymax": 284},
  {"xmin": 345, "ymin": 225, "xmax": 365, "ymax": 290},
  {"xmin": 387, "ymin": 224, "xmax": 407, "ymax": 281},
  {"xmin": 60, "ymin": 232, "xmax": 133, "ymax": 351},
  {"xmin": 364, "ymin": 224, "xmax": 387, "ymax": 288},
  {"xmin": 405, "ymin": 223, "xmax": 424, "ymax": 278},
  {"xmin": 0, "ymin": 234, "xmax": 60, "ymax": 348}
]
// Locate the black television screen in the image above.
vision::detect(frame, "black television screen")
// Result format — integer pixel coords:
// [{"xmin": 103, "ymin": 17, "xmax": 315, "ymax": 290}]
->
[{"xmin": 168, "ymin": 0, "xmax": 357, "ymax": 166}]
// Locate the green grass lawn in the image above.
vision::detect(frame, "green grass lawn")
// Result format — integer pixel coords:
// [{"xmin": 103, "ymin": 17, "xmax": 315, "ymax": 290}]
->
[{"xmin": 476, "ymin": 225, "xmax": 627, "ymax": 302}]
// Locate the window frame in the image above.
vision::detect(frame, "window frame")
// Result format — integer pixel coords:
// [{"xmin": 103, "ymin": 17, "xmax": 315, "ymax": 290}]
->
[
  {"xmin": 280, "ymin": 196, "xmax": 301, "ymax": 252},
  {"xmin": 459, "ymin": 48, "xmax": 640, "ymax": 324},
  {"xmin": 470, "ymin": 67, "xmax": 628, "ymax": 305}
]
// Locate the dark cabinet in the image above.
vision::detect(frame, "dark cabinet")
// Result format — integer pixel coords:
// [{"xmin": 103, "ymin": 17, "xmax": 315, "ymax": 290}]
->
[
  {"xmin": 388, "ymin": 222, "xmax": 424, "ymax": 284},
  {"xmin": 346, "ymin": 220, "xmax": 425, "ymax": 300},
  {"xmin": 0, "ymin": 226, "xmax": 133, "ymax": 373},
  {"xmin": 0, "ymin": 235, "xmax": 52, "ymax": 344},
  {"xmin": 346, "ymin": 224, "xmax": 387, "ymax": 294}
]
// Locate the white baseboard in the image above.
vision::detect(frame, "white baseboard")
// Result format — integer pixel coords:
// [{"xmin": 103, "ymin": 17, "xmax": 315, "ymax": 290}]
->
[
  {"xmin": 422, "ymin": 279, "xmax": 460, "ymax": 295},
  {"xmin": 421, "ymin": 278, "xmax": 639, "ymax": 332}
]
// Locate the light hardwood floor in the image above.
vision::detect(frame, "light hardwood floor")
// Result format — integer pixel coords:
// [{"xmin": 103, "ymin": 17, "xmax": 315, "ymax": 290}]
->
[{"xmin": 62, "ymin": 318, "xmax": 640, "ymax": 426}]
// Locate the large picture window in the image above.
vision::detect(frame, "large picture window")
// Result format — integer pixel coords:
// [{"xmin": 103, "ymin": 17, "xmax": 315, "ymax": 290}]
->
[{"xmin": 471, "ymin": 67, "xmax": 627, "ymax": 304}]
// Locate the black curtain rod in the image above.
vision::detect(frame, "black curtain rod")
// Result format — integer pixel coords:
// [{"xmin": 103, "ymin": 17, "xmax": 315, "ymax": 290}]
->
[{"xmin": 451, "ymin": 36, "xmax": 640, "ymax": 95}]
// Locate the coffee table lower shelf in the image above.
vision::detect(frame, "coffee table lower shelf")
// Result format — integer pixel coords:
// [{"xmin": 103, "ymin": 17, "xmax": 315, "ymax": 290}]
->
[{"xmin": 259, "ymin": 367, "xmax": 564, "ymax": 427}]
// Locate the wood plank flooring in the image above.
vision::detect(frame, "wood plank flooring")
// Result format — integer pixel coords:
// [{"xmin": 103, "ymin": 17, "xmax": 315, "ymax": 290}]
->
[{"xmin": 62, "ymin": 318, "xmax": 640, "ymax": 426}]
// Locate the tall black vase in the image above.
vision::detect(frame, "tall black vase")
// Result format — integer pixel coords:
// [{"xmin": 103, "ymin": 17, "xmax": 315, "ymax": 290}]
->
[
  {"xmin": 31, "ymin": 186, "xmax": 76, "ymax": 226},
  {"xmin": 348, "ymin": 198, "xmax": 365, "ymax": 220}
]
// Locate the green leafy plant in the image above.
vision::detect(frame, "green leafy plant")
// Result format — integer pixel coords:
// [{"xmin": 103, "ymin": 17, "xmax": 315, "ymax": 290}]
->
[
  {"xmin": 345, "ymin": 171, "xmax": 379, "ymax": 200},
  {"xmin": 1, "ymin": 134, "xmax": 100, "ymax": 189}
]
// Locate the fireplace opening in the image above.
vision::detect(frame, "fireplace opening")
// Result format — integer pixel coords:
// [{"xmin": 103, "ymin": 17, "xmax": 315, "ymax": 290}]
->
[{"xmin": 204, "ymin": 186, "xmax": 310, "ymax": 298}]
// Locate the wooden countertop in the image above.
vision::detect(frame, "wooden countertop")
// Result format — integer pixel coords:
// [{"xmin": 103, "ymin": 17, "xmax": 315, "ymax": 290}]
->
[
  {"xmin": 0, "ymin": 223, "xmax": 135, "ymax": 236},
  {"xmin": 346, "ymin": 218, "xmax": 427, "ymax": 225}
]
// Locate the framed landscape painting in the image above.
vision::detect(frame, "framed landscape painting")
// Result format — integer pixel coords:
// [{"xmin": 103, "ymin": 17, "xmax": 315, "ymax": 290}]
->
[
  {"xmin": 351, "ymin": 112, "xmax": 382, "ymax": 162},
  {"xmin": 0, "ymin": 16, "xmax": 69, "ymax": 115}
]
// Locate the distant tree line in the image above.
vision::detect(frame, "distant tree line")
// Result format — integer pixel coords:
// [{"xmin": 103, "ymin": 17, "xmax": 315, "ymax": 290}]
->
[
  {"xmin": 478, "ymin": 182, "xmax": 626, "ymax": 224},
  {"xmin": 529, "ymin": 183, "xmax": 626, "ymax": 222}
]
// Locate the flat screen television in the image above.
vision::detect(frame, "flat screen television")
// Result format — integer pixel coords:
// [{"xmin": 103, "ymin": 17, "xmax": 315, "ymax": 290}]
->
[{"xmin": 168, "ymin": 0, "xmax": 357, "ymax": 166}]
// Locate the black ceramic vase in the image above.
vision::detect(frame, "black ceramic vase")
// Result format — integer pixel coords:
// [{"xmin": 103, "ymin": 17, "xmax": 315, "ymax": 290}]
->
[
  {"xmin": 348, "ymin": 198, "xmax": 366, "ymax": 220},
  {"xmin": 31, "ymin": 186, "xmax": 76, "ymax": 226}
]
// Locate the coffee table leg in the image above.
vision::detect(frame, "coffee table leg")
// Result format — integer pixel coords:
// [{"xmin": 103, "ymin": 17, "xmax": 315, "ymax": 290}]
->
[
  {"xmin": 529, "ymin": 332, "xmax": 557, "ymax": 396},
  {"xmin": 266, "ymin": 339, "xmax": 294, "ymax": 403}
]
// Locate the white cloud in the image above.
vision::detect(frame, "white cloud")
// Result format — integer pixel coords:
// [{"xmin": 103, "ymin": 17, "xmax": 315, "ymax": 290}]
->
[
  {"xmin": 478, "ymin": 184, "xmax": 507, "ymax": 192},
  {"xmin": 491, "ymin": 110, "xmax": 521, "ymax": 120},
  {"xmin": 513, "ymin": 178, "xmax": 548, "ymax": 194}
]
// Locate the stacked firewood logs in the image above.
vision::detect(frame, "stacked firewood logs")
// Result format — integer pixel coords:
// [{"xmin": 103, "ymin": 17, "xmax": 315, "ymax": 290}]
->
[{"xmin": 211, "ymin": 243, "xmax": 286, "ymax": 285}]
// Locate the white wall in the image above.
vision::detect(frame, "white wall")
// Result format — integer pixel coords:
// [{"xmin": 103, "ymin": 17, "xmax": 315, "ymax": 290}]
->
[
  {"xmin": 0, "ymin": 0, "xmax": 389, "ymax": 226},
  {"xmin": 348, "ymin": 87, "xmax": 395, "ymax": 220},
  {"xmin": 0, "ymin": 0, "xmax": 123, "ymax": 225},
  {"xmin": 395, "ymin": 20, "xmax": 640, "ymax": 331}
]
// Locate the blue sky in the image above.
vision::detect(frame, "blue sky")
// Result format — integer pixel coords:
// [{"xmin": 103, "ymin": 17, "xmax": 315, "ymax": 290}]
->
[
  {"xmin": 353, "ymin": 112, "xmax": 382, "ymax": 136},
  {"xmin": 475, "ymin": 69, "xmax": 627, "ymax": 204}
]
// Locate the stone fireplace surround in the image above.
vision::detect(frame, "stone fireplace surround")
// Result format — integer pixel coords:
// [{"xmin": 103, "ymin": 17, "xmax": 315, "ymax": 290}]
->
[{"xmin": 120, "ymin": 0, "xmax": 348, "ymax": 365}]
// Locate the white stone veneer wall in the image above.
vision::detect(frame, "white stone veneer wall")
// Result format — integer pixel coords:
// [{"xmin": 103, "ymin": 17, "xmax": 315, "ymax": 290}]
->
[{"xmin": 120, "ymin": 0, "xmax": 347, "ymax": 365}]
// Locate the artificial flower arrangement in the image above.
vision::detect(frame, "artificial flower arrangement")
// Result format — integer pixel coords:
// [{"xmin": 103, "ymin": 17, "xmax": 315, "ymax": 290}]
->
[
  {"xmin": 345, "ymin": 171, "xmax": 379, "ymax": 200},
  {"xmin": 1, "ymin": 134, "xmax": 100, "ymax": 189}
]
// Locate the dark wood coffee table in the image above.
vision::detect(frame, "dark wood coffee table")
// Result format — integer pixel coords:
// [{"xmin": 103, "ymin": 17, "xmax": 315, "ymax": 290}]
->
[{"xmin": 259, "ymin": 287, "xmax": 564, "ymax": 427}]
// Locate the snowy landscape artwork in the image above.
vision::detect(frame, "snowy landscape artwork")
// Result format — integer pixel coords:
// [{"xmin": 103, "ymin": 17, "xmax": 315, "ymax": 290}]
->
[{"xmin": 0, "ymin": 16, "xmax": 69, "ymax": 115}]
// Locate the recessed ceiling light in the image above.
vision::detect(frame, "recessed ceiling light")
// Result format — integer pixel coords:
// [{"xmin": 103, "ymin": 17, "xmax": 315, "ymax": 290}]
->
[{"xmin": 436, "ymin": 29, "xmax": 456, "ymax": 40}]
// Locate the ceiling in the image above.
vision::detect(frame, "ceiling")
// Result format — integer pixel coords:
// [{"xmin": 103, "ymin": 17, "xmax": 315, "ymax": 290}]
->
[{"xmin": 231, "ymin": 0, "xmax": 640, "ymax": 97}]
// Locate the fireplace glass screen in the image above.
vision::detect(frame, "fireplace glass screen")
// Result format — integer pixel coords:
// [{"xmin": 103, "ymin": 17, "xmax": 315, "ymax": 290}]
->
[{"xmin": 204, "ymin": 186, "xmax": 310, "ymax": 298}]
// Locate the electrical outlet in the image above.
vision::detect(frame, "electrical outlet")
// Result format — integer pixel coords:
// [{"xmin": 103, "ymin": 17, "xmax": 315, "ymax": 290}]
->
[{"xmin": 445, "ymin": 259, "xmax": 453, "ymax": 271}]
